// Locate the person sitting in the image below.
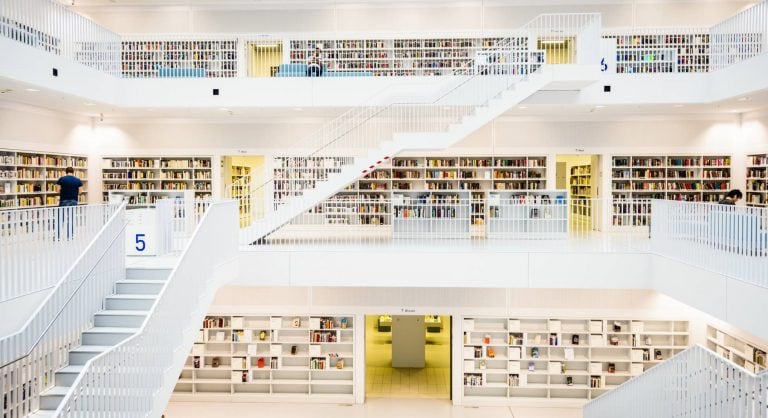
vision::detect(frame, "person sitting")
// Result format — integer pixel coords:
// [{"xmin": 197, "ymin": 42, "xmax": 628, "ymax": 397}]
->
[
  {"xmin": 307, "ymin": 47, "xmax": 323, "ymax": 77},
  {"xmin": 718, "ymin": 189, "xmax": 742, "ymax": 205}
]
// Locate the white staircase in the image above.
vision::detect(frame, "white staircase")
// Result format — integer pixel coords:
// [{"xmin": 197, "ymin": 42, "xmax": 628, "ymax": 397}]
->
[
  {"xmin": 238, "ymin": 65, "xmax": 597, "ymax": 244},
  {"xmin": 35, "ymin": 267, "xmax": 172, "ymax": 416}
]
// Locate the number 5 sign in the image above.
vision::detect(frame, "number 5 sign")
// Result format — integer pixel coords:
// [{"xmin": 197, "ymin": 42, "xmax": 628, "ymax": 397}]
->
[
  {"xmin": 600, "ymin": 38, "xmax": 617, "ymax": 74},
  {"xmin": 125, "ymin": 209, "xmax": 158, "ymax": 256}
]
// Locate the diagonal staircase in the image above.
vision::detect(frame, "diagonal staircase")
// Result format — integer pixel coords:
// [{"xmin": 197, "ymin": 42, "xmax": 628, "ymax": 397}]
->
[
  {"xmin": 234, "ymin": 64, "xmax": 599, "ymax": 245},
  {"xmin": 34, "ymin": 267, "xmax": 172, "ymax": 416}
]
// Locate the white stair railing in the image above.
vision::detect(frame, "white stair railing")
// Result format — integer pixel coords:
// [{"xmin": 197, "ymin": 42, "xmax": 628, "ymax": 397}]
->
[
  {"xmin": 53, "ymin": 200, "xmax": 238, "ymax": 418},
  {"xmin": 651, "ymin": 199, "xmax": 768, "ymax": 288},
  {"xmin": 228, "ymin": 13, "xmax": 602, "ymax": 245},
  {"xmin": 583, "ymin": 345, "xmax": 768, "ymax": 418},
  {"xmin": 0, "ymin": 203, "xmax": 126, "ymax": 417},
  {"xmin": 710, "ymin": 0, "xmax": 768, "ymax": 71},
  {"xmin": 0, "ymin": 204, "xmax": 122, "ymax": 302}
]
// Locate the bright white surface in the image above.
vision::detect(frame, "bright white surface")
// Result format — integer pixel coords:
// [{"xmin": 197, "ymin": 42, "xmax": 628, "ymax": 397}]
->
[{"xmin": 164, "ymin": 398, "xmax": 582, "ymax": 418}]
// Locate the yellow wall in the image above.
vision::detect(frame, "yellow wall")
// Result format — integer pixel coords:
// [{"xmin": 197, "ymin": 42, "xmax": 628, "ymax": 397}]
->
[
  {"xmin": 538, "ymin": 38, "xmax": 574, "ymax": 64},
  {"xmin": 248, "ymin": 43, "xmax": 283, "ymax": 77},
  {"xmin": 556, "ymin": 154, "xmax": 601, "ymax": 198}
]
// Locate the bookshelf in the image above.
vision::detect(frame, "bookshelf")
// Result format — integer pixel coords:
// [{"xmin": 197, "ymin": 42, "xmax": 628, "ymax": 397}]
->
[
  {"xmin": 287, "ymin": 36, "xmax": 541, "ymax": 76},
  {"xmin": 121, "ymin": 39, "xmax": 238, "ymax": 78},
  {"xmin": 231, "ymin": 165, "xmax": 251, "ymax": 225},
  {"xmin": 746, "ymin": 153, "xmax": 767, "ymax": 207},
  {"xmin": 101, "ymin": 156, "xmax": 212, "ymax": 202},
  {"xmin": 462, "ymin": 317, "xmax": 689, "ymax": 403},
  {"xmin": 706, "ymin": 325, "xmax": 766, "ymax": 373},
  {"xmin": 569, "ymin": 165, "xmax": 592, "ymax": 218},
  {"xmin": 604, "ymin": 31, "xmax": 710, "ymax": 74},
  {"xmin": 487, "ymin": 191, "xmax": 568, "ymax": 239},
  {"xmin": 0, "ymin": 149, "xmax": 87, "ymax": 209},
  {"xmin": 272, "ymin": 156, "xmax": 348, "ymax": 209},
  {"xmin": 392, "ymin": 190, "xmax": 471, "ymax": 238},
  {"xmin": 610, "ymin": 154, "xmax": 731, "ymax": 227},
  {"xmin": 173, "ymin": 314, "xmax": 355, "ymax": 401}
]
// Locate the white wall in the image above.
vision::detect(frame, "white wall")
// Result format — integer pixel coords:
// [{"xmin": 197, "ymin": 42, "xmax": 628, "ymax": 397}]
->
[{"xmin": 74, "ymin": 2, "xmax": 755, "ymax": 34}]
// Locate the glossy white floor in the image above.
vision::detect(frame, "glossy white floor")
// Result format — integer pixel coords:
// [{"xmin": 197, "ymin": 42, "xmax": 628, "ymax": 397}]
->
[{"xmin": 164, "ymin": 398, "xmax": 582, "ymax": 418}]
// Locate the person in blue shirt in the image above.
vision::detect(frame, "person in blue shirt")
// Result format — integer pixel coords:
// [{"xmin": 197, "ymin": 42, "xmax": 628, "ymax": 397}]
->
[{"xmin": 57, "ymin": 167, "xmax": 83, "ymax": 206}]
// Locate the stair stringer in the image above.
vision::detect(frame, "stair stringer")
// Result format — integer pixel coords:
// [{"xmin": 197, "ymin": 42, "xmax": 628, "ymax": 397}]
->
[{"xmin": 240, "ymin": 66, "xmax": 583, "ymax": 244}]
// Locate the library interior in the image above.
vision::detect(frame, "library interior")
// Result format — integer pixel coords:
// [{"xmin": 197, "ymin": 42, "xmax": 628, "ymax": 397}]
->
[{"xmin": 1, "ymin": 1, "xmax": 768, "ymax": 418}]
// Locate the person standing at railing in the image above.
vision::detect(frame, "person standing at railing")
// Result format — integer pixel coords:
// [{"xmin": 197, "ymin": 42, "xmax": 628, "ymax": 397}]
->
[
  {"xmin": 718, "ymin": 189, "xmax": 742, "ymax": 205},
  {"xmin": 57, "ymin": 167, "xmax": 83, "ymax": 240},
  {"xmin": 307, "ymin": 46, "xmax": 324, "ymax": 77}
]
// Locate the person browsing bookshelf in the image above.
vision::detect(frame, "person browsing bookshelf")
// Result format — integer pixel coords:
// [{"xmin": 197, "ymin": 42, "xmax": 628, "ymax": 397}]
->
[
  {"xmin": 57, "ymin": 166, "xmax": 83, "ymax": 207},
  {"xmin": 718, "ymin": 189, "xmax": 742, "ymax": 205},
  {"xmin": 307, "ymin": 46, "xmax": 324, "ymax": 77}
]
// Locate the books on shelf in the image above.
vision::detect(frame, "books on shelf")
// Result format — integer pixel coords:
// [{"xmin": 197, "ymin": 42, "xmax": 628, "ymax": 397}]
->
[
  {"xmin": 101, "ymin": 156, "xmax": 213, "ymax": 202},
  {"xmin": 0, "ymin": 149, "xmax": 88, "ymax": 208}
]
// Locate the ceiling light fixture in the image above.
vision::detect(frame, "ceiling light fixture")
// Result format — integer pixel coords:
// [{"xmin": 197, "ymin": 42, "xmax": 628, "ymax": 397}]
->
[
  {"xmin": 518, "ymin": 106, "xmax": 528, "ymax": 109},
  {"xmin": 594, "ymin": 105, "xmax": 606, "ymax": 109},
  {"xmin": 294, "ymin": 107, "xmax": 303, "ymax": 111},
  {"xmin": 674, "ymin": 104, "xmax": 684, "ymax": 108},
  {"xmin": 219, "ymin": 107, "xmax": 229, "ymax": 111},
  {"xmin": 25, "ymin": 88, "xmax": 40, "ymax": 92},
  {"xmin": 737, "ymin": 96, "xmax": 750, "ymax": 102},
  {"xmin": 84, "ymin": 102, "xmax": 95, "ymax": 106}
]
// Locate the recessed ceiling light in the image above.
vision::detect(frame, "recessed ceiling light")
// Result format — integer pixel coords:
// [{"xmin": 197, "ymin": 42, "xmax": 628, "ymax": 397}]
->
[
  {"xmin": 674, "ymin": 104, "xmax": 684, "ymax": 108},
  {"xmin": 737, "ymin": 97, "xmax": 750, "ymax": 102},
  {"xmin": 518, "ymin": 106, "xmax": 528, "ymax": 109},
  {"xmin": 25, "ymin": 88, "xmax": 40, "ymax": 92},
  {"xmin": 219, "ymin": 107, "xmax": 229, "ymax": 111},
  {"xmin": 293, "ymin": 107, "xmax": 303, "ymax": 111},
  {"xmin": 84, "ymin": 102, "xmax": 95, "ymax": 106},
  {"xmin": 594, "ymin": 105, "xmax": 607, "ymax": 109}
]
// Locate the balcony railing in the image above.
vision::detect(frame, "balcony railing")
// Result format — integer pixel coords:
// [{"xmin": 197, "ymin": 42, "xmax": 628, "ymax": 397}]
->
[
  {"xmin": 2, "ymin": 0, "xmax": 766, "ymax": 78},
  {"xmin": 583, "ymin": 345, "xmax": 768, "ymax": 418}
]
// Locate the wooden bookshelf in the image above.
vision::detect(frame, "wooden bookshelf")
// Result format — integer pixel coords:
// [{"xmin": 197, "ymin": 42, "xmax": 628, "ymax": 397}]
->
[
  {"xmin": 706, "ymin": 325, "xmax": 766, "ymax": 373},
  {"xmin": 746, "ymin": 153, "xmax": 767, "ymax": 207},
  {"xmin": 462, "ymin": 317, "xmax": 689, "ymax": 404},
  {"xmin": 610, "ymin": 154, "xmax": 731, "ymax": 227},
  {"xmin": 604, "ymin": 31, "xmax": 710, "ymax": 74},
  {"xmin": 121, "ymin": 39, "xmax": 238, "ymax": 78},
  {"xmin": 101, "ymin": 156, "xmax": 212, "ymax": 202},
  {"xmin": 173, "ymin": 314, "xmax": 355, "ymax": 402},
  {"xmin": 0, "ymin": 149, "xmax": 87, "ymax": 209},
  {"xmin": 570, "ymin": 165, "xmax": 593, "ymax": 218}
]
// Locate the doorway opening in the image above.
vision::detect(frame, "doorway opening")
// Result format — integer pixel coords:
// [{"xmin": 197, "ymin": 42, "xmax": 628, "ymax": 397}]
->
[
  {"xmin": 365, "ymin": 314, "xmax": 451, "ymax": 399},
  {"xmin": 222, "ymin": 155, "xmax": 265, "ymax": 227},
  {"xmin": 556, "ymin": 154, "xmax": 601, "ymax": 234},
  {"xmin": 247, "ymin": 41, "xmax": 283, "ymax": 77}
]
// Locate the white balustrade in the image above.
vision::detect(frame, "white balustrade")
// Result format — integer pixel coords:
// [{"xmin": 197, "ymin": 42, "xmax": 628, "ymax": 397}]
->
[
  {"xmin": 710, "ymin": 0, "xmax": 768, "ymax": 71},
  {"xmin": 651, "ymin": 199, "xmax": 768, "ymax": 288},
  {"xmin": 0, "ymin": 203, "xmax": 126, "ymax": 417},
  {"xmin": 54, "ymin": 201, "xmax": 238, "ymax": 418},
  {"xmin": 0, "ymin": 0, "xmax": 121, "ymax": 76},
  {"xmin": 583, "ymin": 345, "xmax": 768, "ymax": 418},
  {"xmin": 0, "ymin": 204, "xmax": 121, "ymax": 302}
]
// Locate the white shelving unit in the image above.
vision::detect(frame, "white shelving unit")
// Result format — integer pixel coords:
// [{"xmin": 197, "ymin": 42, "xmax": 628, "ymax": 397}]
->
[
  {"xmin": 107, "ymin": 189, "xmax": 194, "ymax": 208},
  {"xmin": 611, "ymin": 154, "xmax": 731, "ymax": 227},
  {"xmin": 288, "ymin": 37, "xmax": 541, "ymax": 76},
  {"xmin": 706, "ymin": 325, "xmax": 766, "ymax": 373},
  {"xmin": 486, "ymin": 190, "xmax": 569, "ymax": 239},
  {"xmin": 0, "ymin": 149, "xmax": 87, "ymax": 209},
  {"xmin": 746, "ymin": 153, "xmax": 767, "ymax": 207},
  {"xmin": 173, "ymin": 314, "xmax": 355, "ymax": 402},
  {"xmin": 462, "ymin": 317, "xmax": 690, "ymax": 404},
  {"xmin": 101, "ymin": 156, "xmax": 212, "ymax": 202},
  {"xmin": 121, "ymin": 39, "xmax": 238, "ymax": 78},
  {"xmin": 392, "ymin": 190, "xmax": 472, "ymax": 238},
  {"xmin": 604, "ymin": 31, "xmax": 710, "ymax": 74}
]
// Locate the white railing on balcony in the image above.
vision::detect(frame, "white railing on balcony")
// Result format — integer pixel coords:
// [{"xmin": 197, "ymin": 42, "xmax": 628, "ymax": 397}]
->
[
  {"xmin": 603, "ymin": 27, "xmax": 711, "ymax": 74},
  {"xmin": 245, "ymin": 196, "xmax": 652, "ymax": 247},
  {"xmin": 583, "ymin": 345, "xmax": 768, "ymax": 418},
  {"xmin": 0, "ymin": 203, "xmax": 125, "ymax": 417},
  {"xmin": 54, "ymin": 200, "xmax": 238, "ymax": 418},
  {"xmin": 0, "ymin": 204, "xmax": 121, "ymax": 302},
  {"xmin": 651, "ymin": 199, "xmax": 768, "ymax": 288},
  {"xmin": 229, "ymin": 14, "xmax": 602, "ymax": 245},
  {"xmin": 0, "ymin": 0, "xmax": 121, "ymax": 76},
  {"xmin": 711, "ymin": 0, "xmax": 768, "ymax": 71}
]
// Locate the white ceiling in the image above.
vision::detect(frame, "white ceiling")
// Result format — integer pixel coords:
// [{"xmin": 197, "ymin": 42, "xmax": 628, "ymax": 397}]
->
[
  {"xmin": 63, "ymin": 0, "xmax": 754, "ymax": 9},
  {"xmin": 2, "ymin": 76, "xmax": 767, "ymax": 123}
]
